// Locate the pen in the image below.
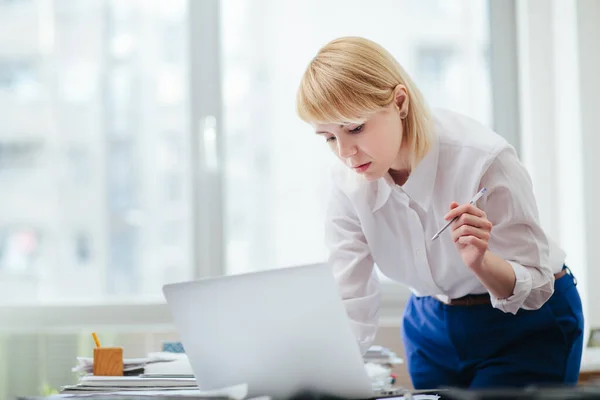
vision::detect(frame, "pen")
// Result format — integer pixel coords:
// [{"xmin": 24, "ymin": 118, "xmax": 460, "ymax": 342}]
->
[
  {"xmin": 431, "ymin": 187, "xmax": 487, "ymax": 241},
  {"xmin": 92, "ymin": 332, "xmax": 101, "ymax": 348}
]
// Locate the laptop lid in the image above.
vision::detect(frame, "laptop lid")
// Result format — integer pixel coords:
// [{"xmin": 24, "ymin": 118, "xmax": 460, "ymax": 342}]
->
[{"xmin": 162, "ymin": 263, "xmax": 373, "ymax": 399}]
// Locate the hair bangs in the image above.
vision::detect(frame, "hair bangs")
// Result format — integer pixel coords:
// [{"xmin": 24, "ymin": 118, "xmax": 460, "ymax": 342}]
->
[{"xmin": 296, "ymin": 61, "xmax": 380, "ymax": 125}]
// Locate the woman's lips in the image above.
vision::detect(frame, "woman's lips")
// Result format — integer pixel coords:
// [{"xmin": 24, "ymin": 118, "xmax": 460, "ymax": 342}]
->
[{"xmin": 352, "ymin": 162, "xmax": 371, "ymax": 173}]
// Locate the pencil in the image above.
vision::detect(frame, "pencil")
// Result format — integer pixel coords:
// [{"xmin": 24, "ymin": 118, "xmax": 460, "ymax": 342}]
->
[{"xmin": 92, "ymin": 332, "xmax": 101, "ymax": 348}]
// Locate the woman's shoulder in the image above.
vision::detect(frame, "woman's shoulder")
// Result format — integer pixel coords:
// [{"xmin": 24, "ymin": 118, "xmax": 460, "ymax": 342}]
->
[{"xmin": 432, "ymin": 108, "xmax": 512, "ymax": 158}]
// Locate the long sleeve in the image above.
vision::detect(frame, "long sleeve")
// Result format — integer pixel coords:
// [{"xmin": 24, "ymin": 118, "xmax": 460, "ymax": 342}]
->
[
  {"xmin": 325, "ymin": 183, "xmax": 381, "ymax": 354},
  {"xmin": 479, "ymin": 146, "xmax": 554, "ymax": 314}
]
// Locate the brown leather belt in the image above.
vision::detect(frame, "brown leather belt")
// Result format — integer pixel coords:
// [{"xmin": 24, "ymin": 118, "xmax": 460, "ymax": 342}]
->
[{"xmin": 440, "ymin": 269, "xmax": 568, "ymax": 306}]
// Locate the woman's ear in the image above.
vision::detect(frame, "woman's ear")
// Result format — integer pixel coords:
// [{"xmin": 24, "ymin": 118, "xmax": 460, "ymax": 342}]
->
[{"xmin": 393, "ymin": 84, "xmax": 409, "ymax": 118}]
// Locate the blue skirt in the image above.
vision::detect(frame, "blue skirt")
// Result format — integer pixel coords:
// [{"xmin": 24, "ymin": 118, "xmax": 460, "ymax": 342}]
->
[{"xmin": 401, "ymin": 266, "xmax": 584, "ymax": 389}]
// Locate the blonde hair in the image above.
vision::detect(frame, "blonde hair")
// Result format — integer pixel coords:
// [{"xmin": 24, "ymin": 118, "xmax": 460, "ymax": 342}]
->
[{"xmin": 296, "ymin": 36, "xmax": 434, "ymax": 168}]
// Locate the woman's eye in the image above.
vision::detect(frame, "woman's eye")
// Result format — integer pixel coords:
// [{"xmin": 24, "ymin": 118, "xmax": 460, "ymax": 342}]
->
[
  {"xmin": 349, "ymin": 124, "xmax": 364, "ymax": 133},
  {"xmin": 326, "ymin": 136, "xmax": 336, "ymax": 143}
]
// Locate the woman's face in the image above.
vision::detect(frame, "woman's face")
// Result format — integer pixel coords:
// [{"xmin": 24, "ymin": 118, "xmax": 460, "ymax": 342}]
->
[{"xmin": 313, "ymin": 95, "xmax": 408, "ymax": 181}]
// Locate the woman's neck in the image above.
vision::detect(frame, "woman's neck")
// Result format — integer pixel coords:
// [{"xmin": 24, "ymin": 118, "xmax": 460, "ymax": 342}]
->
[
  {"xmin": 388, "ymin": 168, "xmax": 410, "ymax": 186},
  {"xmin": 389, "ymin": 142, "xmax": 412, "ymax": 185}
]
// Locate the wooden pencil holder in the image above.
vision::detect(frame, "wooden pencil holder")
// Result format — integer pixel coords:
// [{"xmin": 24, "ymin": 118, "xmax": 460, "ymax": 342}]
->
[{"xmin": 93, "ymin": 347, "xmax": 123, "ymax": 376}]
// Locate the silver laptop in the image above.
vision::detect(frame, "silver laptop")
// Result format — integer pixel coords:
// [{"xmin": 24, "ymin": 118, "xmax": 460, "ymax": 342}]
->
[{"xmin": 162, "ymin": 263, "xmax": 373, "ymax": 399}]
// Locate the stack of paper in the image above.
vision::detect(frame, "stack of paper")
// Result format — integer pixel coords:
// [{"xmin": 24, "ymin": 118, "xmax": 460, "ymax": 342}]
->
[
  {"xmin": 143, "ymin": 352, "xmax": 193, "ymax": 376},
  {"xmin": 72, "ymin": 352, "xmax": 184, "ymax": 375},
  {"xmin": 59, "ymin": 380, "xmax": 249, "ymax": 399},
  {"xmin": 61, "ymin": 375, "xmax": 197, "ymax": 393},
  {"xmin": 363, "ymin": 345, "xmax": 404, "ymax": 365},
  {"xmin": 65, "ymin": 352, "xmax": 207, "ymax": 397}
]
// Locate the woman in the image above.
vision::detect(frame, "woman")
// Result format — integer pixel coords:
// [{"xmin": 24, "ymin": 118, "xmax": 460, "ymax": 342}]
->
[{"xmin": 296, "ymin": 36, "xmax": 584, "ymax": 389}]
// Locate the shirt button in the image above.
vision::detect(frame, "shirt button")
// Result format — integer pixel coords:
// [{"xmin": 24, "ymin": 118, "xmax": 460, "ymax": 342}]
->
[{"xmin": 416, "ymin": 248, "xmax": 422, "ymax": 255}]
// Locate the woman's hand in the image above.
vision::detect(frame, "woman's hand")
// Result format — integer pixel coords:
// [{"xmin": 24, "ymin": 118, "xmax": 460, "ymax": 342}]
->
[{"xmin": 445, "ymin": 202, "xmax": 493, "ymax": 271}]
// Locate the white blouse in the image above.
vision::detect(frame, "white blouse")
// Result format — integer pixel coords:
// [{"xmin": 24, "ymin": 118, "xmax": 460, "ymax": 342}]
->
[{"xmin": 325, "ymin": 108, "xmax": 566, "ymax": 353}]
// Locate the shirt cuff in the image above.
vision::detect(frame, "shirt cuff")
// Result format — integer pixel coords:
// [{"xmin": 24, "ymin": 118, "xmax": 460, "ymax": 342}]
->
[
  {"xmin": 352, "ymin": 321, "xmax": 378, "ymax": 355},
  {"xmin": 489, "ymin": 261, "xmax": 533, "ymax": 314}
]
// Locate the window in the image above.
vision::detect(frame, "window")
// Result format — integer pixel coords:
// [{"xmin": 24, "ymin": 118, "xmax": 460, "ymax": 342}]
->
[
  {"xmin": 1, "ymin": 0, "xmax": 32, "ymax": 4},
  {"xmin": 0, "ymin": 227, "xmax": 41, "ymax": 273},
  {"xmin": 0, "ymin": 140, "xmax": 43, "ymax": 171},
  {"xmin": 74, "ymin": 232, "xmax": 92, "ymax": 265},
  {"xmin": 108, "ymin": 227, "xmax": 138, "ymax": 294},
  {"xmin": 415, "ymin": 46, "xmax": 456, "ymax": 108},
  {"xmin": 0, "ymin": 0, "xmax": 499, "ymax": 301},
  {"xmin": 0, "ymin": 59, "xmax": 38, "ymax": 99},
  {"xmin": 0, "ymin": 0, "xmax": 193, "ymax": 304},
  {"xmin": 66, "ymin": 145, "xmax": 92, "ymax": 185},
  {"xmin": 220, "ymin": 0, "xmax": 493, "ymax": 274},
  {"xmin": 158, "ymin": 134, "xmax": 185, "ymax": 203}
]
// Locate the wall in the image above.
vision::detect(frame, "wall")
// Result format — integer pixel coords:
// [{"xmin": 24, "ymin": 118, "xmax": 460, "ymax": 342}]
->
[{"xmin": 516, "ymin": 0, "xmax": 600, "ymax": 336}]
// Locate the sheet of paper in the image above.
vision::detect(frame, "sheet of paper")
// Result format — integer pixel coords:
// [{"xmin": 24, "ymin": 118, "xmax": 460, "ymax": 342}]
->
[
  {"xmin": 143, "ymin": 353, "xmax": 194, "ymax": 376},
  {"xmin": 52, "ymin": 383, "xmax": 248, "ymax": 399},
  {"xmin": 72, "ymin": 352, "xmax": 181, "ymax": 373},
  {"xmin": 78, "ymin": 375, "xmax": 197, "ymax": 387}
]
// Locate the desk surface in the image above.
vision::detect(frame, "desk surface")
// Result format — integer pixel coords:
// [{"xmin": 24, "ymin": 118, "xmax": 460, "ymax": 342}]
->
[
  {"xmin": 18, "ymin": 397, "xmax": 231, "ymax": 400},
  {"xmin": 17, "ymin": 385, "xmax": 600, "ymax": 400},
  {"xmin": 16, "ymin": 389, "xmax": 442, "ymax": 400}
]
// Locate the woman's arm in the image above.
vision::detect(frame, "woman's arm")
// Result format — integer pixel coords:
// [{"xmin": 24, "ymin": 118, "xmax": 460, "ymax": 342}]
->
[
  {"xmin": 444, "ymin": 146, "xmax": 554, "ymax": 314},
  {"xmin": 444, "ymin": 202, "xmax": 516, "ymax": 299},
  {"xmin": 325, "ymin": 182, "xmax": 380, "ymax": 354}
]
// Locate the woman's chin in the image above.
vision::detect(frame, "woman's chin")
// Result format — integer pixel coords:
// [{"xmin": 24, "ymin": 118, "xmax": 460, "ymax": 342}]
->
[{"xmin": 355, "ymin": 167, "xmax": 385, "ymax": 182}]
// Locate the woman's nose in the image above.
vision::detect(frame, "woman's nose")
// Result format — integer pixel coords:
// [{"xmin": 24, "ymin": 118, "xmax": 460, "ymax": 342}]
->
[{"xmin": 337, "ymin": 137, "xmax": 357, "ymax": 159}]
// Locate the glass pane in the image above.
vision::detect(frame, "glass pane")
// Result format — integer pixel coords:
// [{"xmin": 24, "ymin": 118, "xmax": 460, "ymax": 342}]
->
[
  {"xmin": 0, "ymin": 0, "xmax": 193, "ymax": 304},
  {"xmin": 221, "ymin": 0, "xmax": 492, "ymax": 274}
]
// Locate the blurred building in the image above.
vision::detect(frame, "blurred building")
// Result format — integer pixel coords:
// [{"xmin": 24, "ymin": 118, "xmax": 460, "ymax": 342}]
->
[{"xmin": 0, "ymin": 0, "xmax": 193, "ymax": 304}]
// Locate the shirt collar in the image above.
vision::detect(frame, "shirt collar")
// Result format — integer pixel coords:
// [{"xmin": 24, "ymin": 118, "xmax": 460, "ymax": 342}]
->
[{"xmin": 372, "ymin": 133, "xmax": 440, "ymax": 212}]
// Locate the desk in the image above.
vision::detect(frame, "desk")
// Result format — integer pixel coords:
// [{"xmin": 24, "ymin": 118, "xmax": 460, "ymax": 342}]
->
[
  {"xmin": 16, "ymin": 392, "xmax": 439, "ymax": 400},
  {"xmin": 579, "ymin": 369, "xmax": 600, "ymax": 384},
  {"xmin": 441, "ymin": 385, "xmax": 600, "ymax": 399},
  {"xmin": 18, "ymin": 386, "xmax": 600, "ymax": 400},
  {"xmin": 18, "ymin": 397, "xmax": 230, "ymax": 400},
  {"xmin": 580, "ymin": 348, "xmax": 600, "ymax": 384}
]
